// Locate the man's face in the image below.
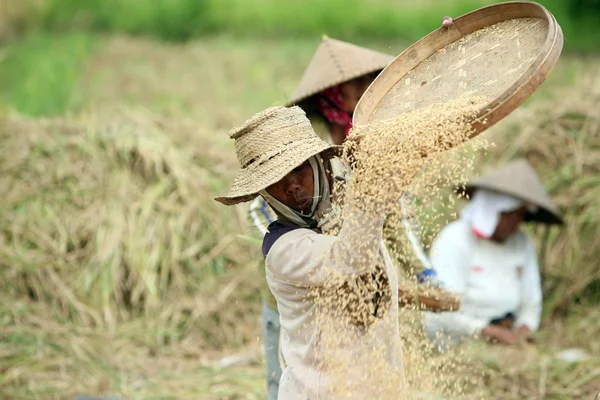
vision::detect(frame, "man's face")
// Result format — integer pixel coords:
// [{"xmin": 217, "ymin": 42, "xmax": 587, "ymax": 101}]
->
[
  {"xmin": 266, "ymin": 161, "xmax": 315, "ymax": 214},
  {"xmin": 492, "ymin": 206, "xmax": 527, "ymax": 242},
  {"xmin": 339, "ymin": 74, "xmax": 377, "ymax": 113}
]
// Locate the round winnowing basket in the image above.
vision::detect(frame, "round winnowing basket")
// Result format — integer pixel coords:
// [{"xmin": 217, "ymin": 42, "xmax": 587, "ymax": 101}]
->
[{"xmin": 353, "ymin": 1, "xmax": 563, "ymax": 135}]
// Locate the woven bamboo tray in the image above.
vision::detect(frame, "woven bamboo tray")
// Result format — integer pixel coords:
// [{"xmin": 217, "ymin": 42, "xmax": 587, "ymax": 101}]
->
[{"xmin": 353, "ymin": 1, "xmax": 563, "ymax": 135}]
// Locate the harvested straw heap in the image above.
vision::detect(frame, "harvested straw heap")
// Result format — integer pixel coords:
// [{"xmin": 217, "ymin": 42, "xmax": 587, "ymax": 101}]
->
[
  {"xmin": 0, "ymin": 112, "xmax": 254, "ymax": 325},
  {"xmin": 0, "ymin": 112, "xmax": 261, "ymax": 397}
]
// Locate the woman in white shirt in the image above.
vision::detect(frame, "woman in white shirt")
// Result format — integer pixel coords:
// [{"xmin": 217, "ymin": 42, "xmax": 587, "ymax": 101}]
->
[{"xmin": 424, "ymin": 159, "xmax": 563, "ymax": 346}]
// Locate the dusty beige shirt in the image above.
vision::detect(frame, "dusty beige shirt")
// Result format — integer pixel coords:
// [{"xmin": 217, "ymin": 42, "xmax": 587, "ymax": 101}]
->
[{"xmin": 265, "ymin": 205, "xmax": 406, "ymax": 399}]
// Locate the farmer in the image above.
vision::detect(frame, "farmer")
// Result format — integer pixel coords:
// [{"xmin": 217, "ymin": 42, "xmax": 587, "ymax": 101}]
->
[
  {"xmin": 284, "ymin": 36, "xmax": 394, "ymax": 146},
  {"xmin": 216, "ymin": 106, "xmax": 406, "ymax": 399},
  {"xmin": 248, "ymin": 34, "xmax": 453, "ymax": 398},
  {"xmin": 423, "ymin": 159, "xmax": 563, "ymax": 346},
  {"xmin": 246, "ymin": 37, "xmax": 426, "ymax": 399}
]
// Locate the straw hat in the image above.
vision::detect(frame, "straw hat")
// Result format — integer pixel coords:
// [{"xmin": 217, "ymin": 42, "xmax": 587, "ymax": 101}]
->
[
  {"xmin": 287, "ymin": 37, "xmax": 394, "ymax": 106},
  {"xmin": 464, "ymin": 159, "xmax": 563, "ymax": 225},
  {"xmin": 215, "ymin": 106, "xmax": 341, "ymax": 206}
]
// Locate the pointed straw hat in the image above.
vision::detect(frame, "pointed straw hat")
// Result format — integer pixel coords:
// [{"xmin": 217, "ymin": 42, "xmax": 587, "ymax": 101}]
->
[
  {"xmin": 215, "ymin": 106, "xmax": 341, "ymax": 206},
  {"xmin": 464, "ymin": 158, "xmax": 563, "ymax": 225},
  {"xmin": 287, "ymin": 37, "xmax": 394, "ymax": 106}
]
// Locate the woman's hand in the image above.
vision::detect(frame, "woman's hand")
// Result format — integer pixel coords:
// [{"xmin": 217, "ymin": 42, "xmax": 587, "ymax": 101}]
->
[
  {"xmin": 482, "ymin": 324, "xmax": 536, "ymax": 345},
  {"xmin": 481, "ymin": 325, "xmax": 519, "ymax": 345},
  {"xmin": 517, "ymin": 325, "xmax": 536, "ymax": 343}
]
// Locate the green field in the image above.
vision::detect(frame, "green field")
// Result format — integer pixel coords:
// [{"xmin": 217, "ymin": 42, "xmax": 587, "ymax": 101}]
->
[
  {"xmin": 2, "ymin": 0, "xmax": 600, "ymax": 50},
  {"xmin": 1, "ymin": 1, "xmax": 600, "ymax": 399}
]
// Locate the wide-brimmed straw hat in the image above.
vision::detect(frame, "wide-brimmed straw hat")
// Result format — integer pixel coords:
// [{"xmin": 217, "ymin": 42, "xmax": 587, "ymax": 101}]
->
[
  {"xmin": 215, "ymin": 106, "xmax": 341, "ymax": 206},
  {"xmin": 287, "ymin": 37, "xmax": 394, "ymax": 106},
  {"xmin": 464, "ymin": 159, "xmax": 563, "ymax": 225}
]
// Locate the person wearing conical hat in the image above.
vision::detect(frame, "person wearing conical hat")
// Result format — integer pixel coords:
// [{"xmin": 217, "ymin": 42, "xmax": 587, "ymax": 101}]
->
[
  {"xmin": 287, "ymin": 36, "xmax": 395, "ymax": 145},
  {"xmin": 423, "ymin": 159, "xmax": 563, "ymax": 347},
  {"xmin": 216, "ymin": 106, "xmax": 407, "ymax": 399},
  {"xmin": 245, "ymin": 37, "xmax": 431, "ymax": 399}
]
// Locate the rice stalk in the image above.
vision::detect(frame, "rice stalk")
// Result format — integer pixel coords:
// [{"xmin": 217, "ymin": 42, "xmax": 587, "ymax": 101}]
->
[{"xmin": 0, "ymin": 110, "xmax": 259, "ymax": 340}]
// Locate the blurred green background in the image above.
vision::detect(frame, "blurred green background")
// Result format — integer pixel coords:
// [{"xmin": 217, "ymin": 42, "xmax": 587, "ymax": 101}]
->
[
  {"xmin": 0, "ymin": 0, "xmax": 599, "ymax": 117},
  {"xmin": 2, "ymin": 0, "xmax": 600, "ymax": 45}
]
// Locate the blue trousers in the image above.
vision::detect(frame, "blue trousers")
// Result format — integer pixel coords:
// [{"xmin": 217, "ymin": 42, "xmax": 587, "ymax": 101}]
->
[{"xmin": 262, "ymin": 302, "xmax": 282, "ymax": 400}]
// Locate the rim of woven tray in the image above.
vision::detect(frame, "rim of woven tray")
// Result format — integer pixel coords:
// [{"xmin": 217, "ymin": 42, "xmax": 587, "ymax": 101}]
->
[
  {"xmin": 352, "ymin": 1, "xmax": 562, "ymax": 137},
  {"xmin": 471, "ymin": 9, "xmax": 562, "ymax": 136},
  {"xmin": 286, "ymin": 37, "xmax": 394, "ymax": 106},
  {"xmin": 215, "ymin": 139, "xmax": 341, "ymax": 206}
]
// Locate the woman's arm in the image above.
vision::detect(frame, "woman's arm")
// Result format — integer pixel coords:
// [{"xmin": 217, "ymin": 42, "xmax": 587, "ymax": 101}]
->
[{"xmin": 515, "ymin": 236, "xmax": 543, "ymax": 332}]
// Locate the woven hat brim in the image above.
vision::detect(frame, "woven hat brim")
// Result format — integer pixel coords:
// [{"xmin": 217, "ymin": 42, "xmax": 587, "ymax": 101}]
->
[
  {"xmin": 215, "ymin": 140, "xmax": 342, "ymax": 206},
  {"xmin": 463, "ymin": 184, "xmax": 564, "ymax": 225}
]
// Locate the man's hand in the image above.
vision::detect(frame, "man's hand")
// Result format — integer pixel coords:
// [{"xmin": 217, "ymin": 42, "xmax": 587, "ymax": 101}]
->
[
  {"xmin": 442, "ymin": 16, "xmax": 454, "ymax": 28},
  {"xmin": 481, "ymin": 325, "xmax": 519, "ymax": 345}
]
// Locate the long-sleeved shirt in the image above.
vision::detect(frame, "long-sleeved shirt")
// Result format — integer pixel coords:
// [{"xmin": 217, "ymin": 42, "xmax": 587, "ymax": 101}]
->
[
  {"xmin": 265, "ymin": 204, "xmax": 406, "ymax": 399},
  {"xmin": 424, "ymin": 219, "xmax": 542, "ymax": 343},
  {"xmin": 249, "ymin": 193, "xmax": 431, "ymax": 310}
]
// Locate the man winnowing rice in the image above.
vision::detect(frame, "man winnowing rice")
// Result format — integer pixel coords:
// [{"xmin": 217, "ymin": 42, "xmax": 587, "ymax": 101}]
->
[{"xmin": 216, "ymin": 106, "xmax": 408, "ymax": 399}]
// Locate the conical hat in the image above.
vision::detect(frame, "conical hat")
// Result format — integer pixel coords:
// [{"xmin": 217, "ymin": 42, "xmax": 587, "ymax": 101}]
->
[
  {"xmin": 215, "ymin": 106, "xmax": 341, "ymax": 206},
  {"xmin": 465, "ymin": 159, "xmax": 563, "ymax": 225},
  {"xmin": 287, "ymin": 37, "xmax": 394, "ymax": 106}
]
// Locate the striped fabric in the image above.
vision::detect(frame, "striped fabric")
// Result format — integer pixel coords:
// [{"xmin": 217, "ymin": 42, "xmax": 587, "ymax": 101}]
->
[
  {"xmin": 400, "ymin": 195, "xmax": 433, "ymax": 270},
  {"xmin": 248, "ymin": 196, "xmax": 277, "ymax": 237},
  {"xmin": 249, "ymin": 196, "xmax": 279, "ymax": 311}
]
